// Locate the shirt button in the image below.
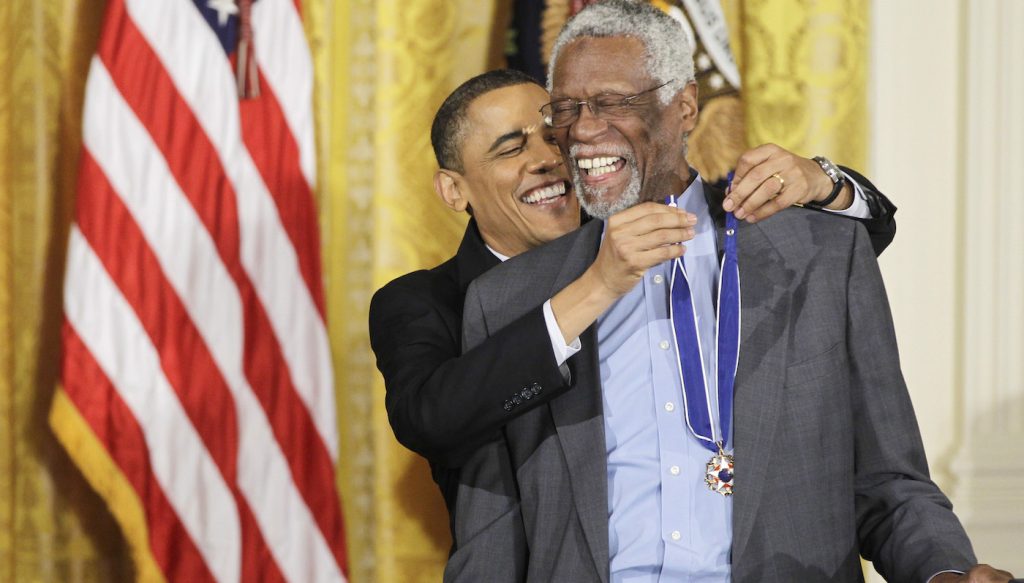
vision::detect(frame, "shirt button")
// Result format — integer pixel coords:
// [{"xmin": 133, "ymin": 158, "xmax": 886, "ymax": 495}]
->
[
  {"xmin": 670, "ymin": 465, "xmax": 680, "ymax": 476},
  {"xmin": 659, "ymin": 340, "xmax": 670, "ymax": 350},
  {"xmin": 653, "ymin": 274, "xmax": 664, "ymax": 284},
  {"xmin": 671, "ymin": 530, "xmax": 681, "ymax": 541},
  {"xmin": 664, "ymin": 402, "xmax": 675, "ymax": 412}
]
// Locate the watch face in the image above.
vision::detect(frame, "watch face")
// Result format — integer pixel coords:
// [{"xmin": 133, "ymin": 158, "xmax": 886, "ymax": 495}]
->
[{"xmin": 814, "ymin": 156, "xmax": 841, "ymax": 183}]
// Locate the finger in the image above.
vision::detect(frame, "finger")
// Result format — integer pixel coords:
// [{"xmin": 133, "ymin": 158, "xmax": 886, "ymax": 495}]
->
[
  {"xmin": 731, "ymin": 143, "xmax": 780, "ymax": 186},
  {"xmin": 615, "ymin": 206, "xmax": 697, "ymax": 235},
  {"xmin": 609, "ymin": 226, "xmax": 694, "ymax": 260},
  {"xmin": 608, "ymin": 201, "xmax": 692, "ymax": 228},
  {"xmin": 735, "ymin": 172, "xmax": 786, "ymax": 220},
  {"xmin": 726, "ymin": 150, "xmax": 787, "ymax": 212},
  {"xmin": 631, "ymin": 240, "xmax": 686, "ymax": 271},
  {"xmin": 965, "ymin": 564, "xmax": 1015, "ymax": 583},
  {"xmin": 630, "ymin": 227, "xmax": 696, "ymax": 251},
  {"xmin": 746, "ymin": 175, "xmax": 811, "ymax": 222},
  {"xmin": 745, "ymin": 197, "xmax": 784, "ymax": 224}
]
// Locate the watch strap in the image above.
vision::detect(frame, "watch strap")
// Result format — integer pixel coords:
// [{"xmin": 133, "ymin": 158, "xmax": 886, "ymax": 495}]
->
[{"xmin": 807, "ymin": 156, "xmax": 846, "ymax": 209}]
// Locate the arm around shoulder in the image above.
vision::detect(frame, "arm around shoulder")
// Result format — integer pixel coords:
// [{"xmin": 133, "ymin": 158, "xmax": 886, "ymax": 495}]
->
[
  {"xmin": 370, "ymin": 279, "xmax": 572, "ymax": 468},
  {"xmin": 837, "ymin": 166, "xmax": 898, "ymax": 257}
]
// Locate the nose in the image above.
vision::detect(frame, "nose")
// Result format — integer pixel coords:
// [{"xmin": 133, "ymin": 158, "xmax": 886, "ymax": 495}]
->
[
  {"xmin": 568, "ymin": 101, "xmax": 608, "ymax": 144},
  {"xmin": 526, "ymin": 140, "xmax": 563, "ymax": 174}
]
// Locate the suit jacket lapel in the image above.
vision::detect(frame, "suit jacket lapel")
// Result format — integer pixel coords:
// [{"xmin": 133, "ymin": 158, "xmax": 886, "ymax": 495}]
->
[
  {"xmin": 546, "ymin": 220, "xmax": 611, "ymax": 582},
  {"xmin": 711, "ymin": 198, "xmax": 795, "ymax": 566}
]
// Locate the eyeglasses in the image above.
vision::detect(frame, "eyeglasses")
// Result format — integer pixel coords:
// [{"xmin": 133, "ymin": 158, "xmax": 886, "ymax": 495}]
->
[{"xmin": 540, "ymin": 80, "xmax": 675, "ymax": 128}]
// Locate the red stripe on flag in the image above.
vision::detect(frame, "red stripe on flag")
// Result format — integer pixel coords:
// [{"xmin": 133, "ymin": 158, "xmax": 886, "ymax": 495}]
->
[
  {"xmin": 96, "ymin": 2, "xmax": 347, "ymax": 569},
  {"xmin": 97, "ymin": 0, "xmax": 241, "ymax": 267},
  {"xmin": 240, "ymin": 75, "xmax": 326, "ymax": 316},
  {"xmin": 75, "ymin": 150, "xmax": 286, "ymax": 583},
  {"xmin": 62, "ymin": 320, "xmax": 216, "ymax": 583}
]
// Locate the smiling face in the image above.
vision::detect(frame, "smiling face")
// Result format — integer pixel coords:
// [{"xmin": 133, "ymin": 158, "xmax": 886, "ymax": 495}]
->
[
  {"xmin": 437, "ymin": 83, "xmax": 579, "ymax": 257},
  {"xmin": 550, "ymin": 36, "xmax": 698, "ymax": 218}
]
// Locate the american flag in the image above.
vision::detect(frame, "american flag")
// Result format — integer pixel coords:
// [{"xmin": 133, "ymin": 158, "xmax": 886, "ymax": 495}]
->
[{"xmin": 52, "ymin": 0, "xmax": 348, "ymax": 581}]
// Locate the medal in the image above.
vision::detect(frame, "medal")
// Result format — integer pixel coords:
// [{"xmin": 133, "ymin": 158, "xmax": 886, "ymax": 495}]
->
[
  {"xmin": 667, "ymin": 184, "xmax": 740, "ymax": 496},
  {"xmin": 704, "ymin": 443, "xmax": 735, "ymax": 496}
]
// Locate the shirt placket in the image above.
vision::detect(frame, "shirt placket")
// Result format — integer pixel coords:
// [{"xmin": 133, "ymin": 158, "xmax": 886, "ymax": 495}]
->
[{"xmin": 647, "ymin": 260, "xmax": 696, "ymax": 580}]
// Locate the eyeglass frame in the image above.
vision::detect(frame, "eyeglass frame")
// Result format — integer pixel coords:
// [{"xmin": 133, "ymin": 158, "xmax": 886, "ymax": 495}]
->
[{"xmin": 539, "ymin": 79, "xmax": 676, "ymax": 128}]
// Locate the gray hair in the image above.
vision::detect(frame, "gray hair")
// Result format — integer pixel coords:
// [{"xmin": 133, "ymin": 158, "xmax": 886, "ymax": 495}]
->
[{"xmin": 547, "ymin": 0, "xmax": 695, "ymax": 104}]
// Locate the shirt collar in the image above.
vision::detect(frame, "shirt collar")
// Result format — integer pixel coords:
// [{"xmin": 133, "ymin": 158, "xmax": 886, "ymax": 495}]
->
[
  {"xmin": 485, "ymin": 244, "xmax": 510, "ymax": 263},
  {"xmin": 673, "ymin": 172, "xmax": 705, "ymax": 211}
]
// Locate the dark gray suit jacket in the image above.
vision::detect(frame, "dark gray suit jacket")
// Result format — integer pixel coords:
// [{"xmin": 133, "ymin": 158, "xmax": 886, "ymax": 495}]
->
[{"xmin": 449, "ymin": 184, "xmax": 975, "ymax": 583}]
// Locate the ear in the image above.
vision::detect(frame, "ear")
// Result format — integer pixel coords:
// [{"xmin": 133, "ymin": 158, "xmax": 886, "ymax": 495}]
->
[
  {"xmin": 434, "ymin": 169, "xmax": 469, "ymax": 213},
  {"xmin": 675, "ymin": 81, "xmax": 699, "ymax": 133}
]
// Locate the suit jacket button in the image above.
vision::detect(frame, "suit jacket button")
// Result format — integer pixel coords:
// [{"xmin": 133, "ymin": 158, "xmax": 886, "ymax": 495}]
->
[
  {"xmin": 531, "ymin": 382, "xmax": 542, "ymax": 394},
  {"xmin": 512, "ymin": 395, "xmax": 522, "ymax": 406},
  {"xmin": 520, "ymin": 388, "xmax": 533, "ymax": 400},
  {"xmin": 503, "ymin": 400, "xmax": 514, "ymax": 412}
]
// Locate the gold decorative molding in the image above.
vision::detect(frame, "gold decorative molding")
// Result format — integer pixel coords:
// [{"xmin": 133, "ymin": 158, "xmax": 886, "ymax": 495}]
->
[{"xmin": 312, "ymin": 0, "xmax": 381, "ymax": 581}]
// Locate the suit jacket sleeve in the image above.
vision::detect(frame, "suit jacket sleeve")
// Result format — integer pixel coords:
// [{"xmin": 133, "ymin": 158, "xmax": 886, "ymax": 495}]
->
[
  {"xmin": 846, "ymin": 224, "xmax": 975, "ymax": 580},
  {"xmin": 837, "ymin": 166, "xmax": 897, "ymax": 257},
  {"xmin": 369, "ymin": 279, "xmax": 572, "ymax": 468}
]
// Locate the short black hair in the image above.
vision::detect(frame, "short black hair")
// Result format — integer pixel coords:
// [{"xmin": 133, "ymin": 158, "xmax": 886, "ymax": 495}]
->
[{"xmin": 431, "ymin": 69, "xmax": 543, "ymax": 173}]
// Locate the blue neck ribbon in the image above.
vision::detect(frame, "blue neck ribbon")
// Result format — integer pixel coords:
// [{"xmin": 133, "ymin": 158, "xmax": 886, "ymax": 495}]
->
[{"xmin": 665, "ymin": 191, "xmax": 740, "ymax": 454}]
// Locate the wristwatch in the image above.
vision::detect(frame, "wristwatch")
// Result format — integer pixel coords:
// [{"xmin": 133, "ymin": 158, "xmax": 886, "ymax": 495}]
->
[{"xmin": 807, "ymin": 155, "xmax": 846, "ymax": 209}]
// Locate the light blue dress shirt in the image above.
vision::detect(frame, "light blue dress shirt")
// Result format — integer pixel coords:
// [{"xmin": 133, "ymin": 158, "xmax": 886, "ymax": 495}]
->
[{"xmin": 599, "ymin": 175, "xmax": 732, "ymax": 582}]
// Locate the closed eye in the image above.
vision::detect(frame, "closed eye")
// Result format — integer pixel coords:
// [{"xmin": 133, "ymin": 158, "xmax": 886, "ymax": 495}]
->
[{"xmin": 498, "ymin": 144, "xmax": 524, "ymax": 156}]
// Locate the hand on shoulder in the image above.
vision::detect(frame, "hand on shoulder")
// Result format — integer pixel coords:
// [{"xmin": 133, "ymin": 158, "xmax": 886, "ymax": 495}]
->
[
  {"xmin": 724, "ymin": 143, "xmax": 853, "ymax": 223},
  {"xmin": 930, "ymin": 564, "xmax": 1016, "ymax": 583}
]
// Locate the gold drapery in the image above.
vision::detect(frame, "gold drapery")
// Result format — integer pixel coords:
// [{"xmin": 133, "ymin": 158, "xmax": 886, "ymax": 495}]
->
[
  {"xmin": 0, "ymin": 1, "xmax": 866, "ymax": 581},
  {"xmin": 741, "ymin": 0, "xmax": 869, "ymax": 169},
  {"xmin": 0, "ymin": 0, "xmax": 133, "ymax": 580}
]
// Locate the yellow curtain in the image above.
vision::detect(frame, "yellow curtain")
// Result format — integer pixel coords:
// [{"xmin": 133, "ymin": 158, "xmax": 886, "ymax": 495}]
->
[
  {"xmin": 311, "ymin": 1, "xmax": 503, "ymax": 581},
  {"xmin": 740, "ymin": 0, "xmax": 869, "ymax": 169},
  {"xmin": 0, "ymin": 0, "xmax": 134, "ymax": 580},
  {"xmin": 0, "ymin": 1, "xmax": 866, "ymax": 582}
]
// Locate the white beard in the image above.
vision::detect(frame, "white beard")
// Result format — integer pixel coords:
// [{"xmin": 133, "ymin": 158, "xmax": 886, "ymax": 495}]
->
[{"xmin": 568, "ymin": 145, "xmax": 642, "ymax": 219}]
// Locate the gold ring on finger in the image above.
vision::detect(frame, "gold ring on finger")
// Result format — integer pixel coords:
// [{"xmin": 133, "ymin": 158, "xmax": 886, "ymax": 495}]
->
[{"xmin": 771, "ymin": 172, "xmax": 785, "ymax": 191}]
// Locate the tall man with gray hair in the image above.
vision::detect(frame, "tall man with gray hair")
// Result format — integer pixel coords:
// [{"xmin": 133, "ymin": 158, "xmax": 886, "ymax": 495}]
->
[{"xmin": 451, "ymin": 1, "xmax": 1015, "ymax": 582}]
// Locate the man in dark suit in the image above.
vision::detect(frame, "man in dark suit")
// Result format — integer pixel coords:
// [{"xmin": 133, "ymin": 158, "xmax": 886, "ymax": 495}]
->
[
  {"xmin": 369, "ymin": 66, "xmax": 899, "ymax": 559},
  {"xmin": 453, "ymin": 2, "xmax": 1015, "ymax": 582}
]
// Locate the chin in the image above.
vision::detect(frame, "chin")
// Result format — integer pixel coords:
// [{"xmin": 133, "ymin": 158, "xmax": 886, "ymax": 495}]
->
[{"xmin": 579, "ymin": 184, "xmax": 640, "ymax": 219}]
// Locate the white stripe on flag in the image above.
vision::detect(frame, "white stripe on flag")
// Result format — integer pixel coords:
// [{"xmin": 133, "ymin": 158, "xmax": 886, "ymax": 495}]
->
[
  {"xmin": 81, "ymin": 58, "xmax": 343, "ymax": 583},
  {"xmin": 252, "ymin": 0, "xmax": 317, "ymax": 186},
  {"xmin": 124, "ymin": 0, "xmax": 339, "ymax": 459},
  {"xmin": 64, "ymin": 226, "xmax": 241, "ymax": 583}
]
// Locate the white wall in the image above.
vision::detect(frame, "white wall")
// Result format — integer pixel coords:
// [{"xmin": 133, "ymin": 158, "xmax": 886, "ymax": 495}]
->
[{"xmin": 871, "ymin": 0, "xmax": 1024, "ymax": 578}]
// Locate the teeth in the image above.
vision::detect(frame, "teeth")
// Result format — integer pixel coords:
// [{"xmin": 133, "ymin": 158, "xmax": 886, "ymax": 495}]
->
[
  {"xmin": 522, "ymin": 182, "xmax": 567, "ymax": 204},
  {"xmin": 577, "ymin": 156, "xmax": 622, "ymax": 174}
]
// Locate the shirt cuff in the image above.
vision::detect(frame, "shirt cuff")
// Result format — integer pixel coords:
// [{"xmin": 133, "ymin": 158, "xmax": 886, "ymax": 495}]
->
[
  {"xmin": 820, "ymin": 171, "xmax": 871, "ymax": 219},
  {"xmin": 926, "ymin": 570, "xmax": 964, "ymax": 582},
  {"xmin": 543, "ymin": 299, "xmax": 581, "ymax": 368}
]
